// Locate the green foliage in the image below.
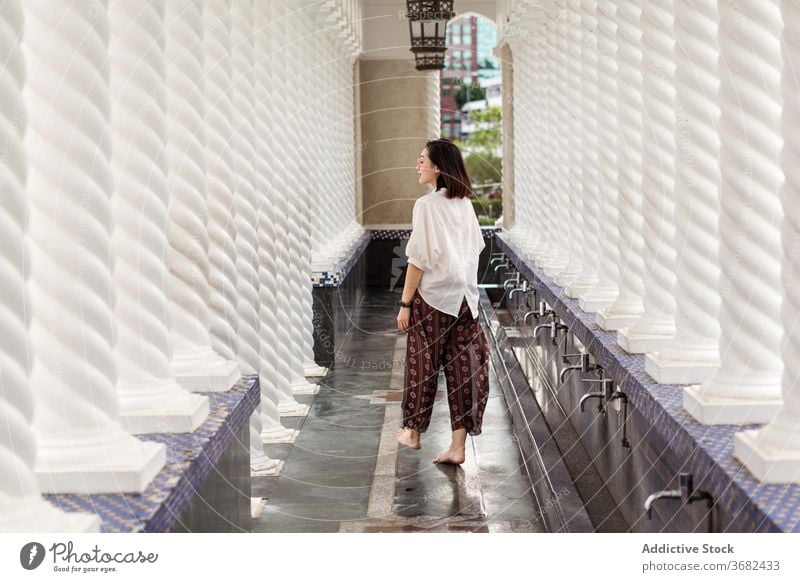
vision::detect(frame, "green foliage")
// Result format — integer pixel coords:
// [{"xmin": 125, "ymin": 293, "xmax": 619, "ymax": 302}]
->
[
  {"xmin": 464, "ymin": 152, "xmax": 501, "ymax": 186},
  {"xmin": 465, "ymin": 105, "xmax": 502, "ymax": 152},
  {"xmin": 453, "ymin": 83, "xmax": 486, "ymax": 110}
]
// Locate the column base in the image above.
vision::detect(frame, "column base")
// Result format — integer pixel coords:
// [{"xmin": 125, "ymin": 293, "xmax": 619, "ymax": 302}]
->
[
  {"xmin": 540, "ymin": 258, "xmax": 569, "ymax": 278},
  {"xmin": 564, "ymin": 281, "xmax": 594, "ymax": 299},
  {"xmin": 250, "ymin": 453, "xmax": 279, "ymax": 474},
  {"xmin": 291, "ymin": 380, "xmax": 320, "ymax": 395},
  {"xmin": 553, "ymin": 267, "xmax": 580, "ymax": 287},
  {"xmin": 596, "ymin": 309, "xmax": 640, "ymax": 331},
  {"xmin": 0, "ymin": 500, "xmax": 101, "ymax": 532},
  {"xmin": 278, "ymin": 401, "xmax": 309, "ymax": 416},
  {"xmin": 119, "ymin": 382, "xmax": 210, "ymax": 434},
  {"xmin": 683, "ymin": 386, "xmax": 782, "ymax": 425},
  {"xmin": 261, "ymin": 426, "xmax": 298, "ymax": 443},
  {"xmin": 171, "ymin": 347, "xmax": 241, "ymax": 392},
  {"xmin": 304, "ymin": 362, "xmax": 329, "ymax": 377},
  {"xmin": 251, "ymin": 459, "xmax": 283, "ymax": 477},
  {"xmin": 644, "ymin": 352, "xmax": 718, "ymax": 385},
  {"xmin": 617, "ymin": 327, "xmax": 672, "ymax": 354},
  {"xmin": 35, "ymin": 431, "xmax": 166, "ymax": 494},
  {"xmin": 578, "ymin": 286, "xmax": 618, "ymax": 313},
  {"xmin": 734, "ymin": 429, "xmax": 800, "ymax": 483}
]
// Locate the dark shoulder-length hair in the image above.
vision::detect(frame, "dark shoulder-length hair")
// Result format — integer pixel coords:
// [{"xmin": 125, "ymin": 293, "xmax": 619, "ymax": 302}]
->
[{"xmin": 425, "ymin": 138, "xmax": 473, "ymax": 199}]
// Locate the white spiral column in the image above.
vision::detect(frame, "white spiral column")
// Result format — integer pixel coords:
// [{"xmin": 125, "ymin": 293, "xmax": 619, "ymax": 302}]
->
[
  {"xmin": 646, "ymin": 0, "xmax": 722, "ymax": 384},
  {"xmin": 596, "ymin": 0, "xmax": 646, "ymax": 330},
  {"xmin": 24, "ymin": 0, "xmax": 165, "ymax": 494},
  {"xmin": 0, "ymin": 0, "xmax": 99, "ymax": 530},
  {"xmin": 525, "ymin": 25, "xmax": 558, "ymax": 267},
  {"xmin": 617, "ymin": 0, "xmax": 679, "ymax": 354},
  {"xmin": 203, "ymin": 0, "xmax": 239, "ymax": 364},
  {"xmin": 539, "ymin": 12, "xmax": 570, "ymax": 276},
  {"xmin": 272, "ymin": 1, "xmax": 318, "ymax": 398},
  {"xmin": 108, "ymin": 0, "xmax": 209, "ymax": 435},
  {"xmin": 268, "ymin": 0, "xmax": 308, "ymax": 416},
  {"xmin": 735, "ymin": 0, "xmax": 800, "ymax": 481},
  {"xmin": 509, "ymin": 39, "xmax": 543, "ymax": 261},
  {"xmin": 164, "ymin": 0, "xmax": 240, "ymax": 392},
  {"xmin": 579, "ymin": 0, "xmax": 620, "ymax": 312},
  {"xmin": 566, "ymin": 0, "xmax": 601, "ymax": 298},
  {"xmin": 252, "ymin": 2, "xmax": 297, "ymax": 443},
  {"xmin": 295, "ymin": 19, "xmax": 328, "ymax": 379},
  {"xmin": 554, "ymin": 3, "xmax": 587, "ymax": 288},
  {"xmin": 684, "ymin": 0, "xmax": 783, "ymax": 424},
  {"xmin": 282, "ymin": 9, "xmax": 321, "ymax": 394}
]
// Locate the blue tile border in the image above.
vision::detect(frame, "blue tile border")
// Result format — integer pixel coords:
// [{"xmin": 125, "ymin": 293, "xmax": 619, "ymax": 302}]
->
[
  {"xmin": 495, "ymin": 233, "xmax": 800, "ymax": 533},
  {"xmin": 368, "ymin": 226, "xmax": 500, "ymax": 240},
  {"xmin": 311, "ymin": 232, "xmax": 371, "ymax": 288},
  {"xmin": 44, "ymin": 376, "xmax": 260, "ymax": 532}
]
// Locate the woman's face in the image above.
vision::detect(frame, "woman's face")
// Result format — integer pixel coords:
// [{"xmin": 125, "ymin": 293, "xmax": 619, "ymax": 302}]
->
[{"xmin": 416, "ymin": 148, "xmax": 438, "ymax": 186}]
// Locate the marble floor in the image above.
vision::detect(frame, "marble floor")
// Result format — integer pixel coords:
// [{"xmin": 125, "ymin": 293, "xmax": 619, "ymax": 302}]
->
[{"xmin": 252, "ymin": 290, "xmax": 545, "ymax": 533}]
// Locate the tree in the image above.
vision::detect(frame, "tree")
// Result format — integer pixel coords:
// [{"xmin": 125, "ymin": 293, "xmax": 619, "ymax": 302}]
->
[
  {"xmin": 465, "ymin": 105, "xmax": 501, "ymax": 152},
  {"xmin": 454, "ymin": 82, "xmax": 486, "ymax": 110}
]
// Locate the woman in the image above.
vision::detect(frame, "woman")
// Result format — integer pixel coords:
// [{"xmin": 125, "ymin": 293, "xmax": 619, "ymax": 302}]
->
[{"xmin": 395, "ymin": 138, "xmax": 491, "ymax": 465}]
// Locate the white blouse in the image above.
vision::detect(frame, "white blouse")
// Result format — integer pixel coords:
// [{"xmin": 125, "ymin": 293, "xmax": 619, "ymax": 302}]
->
[{"xmin": 405, "ymin": 188, "xmax": 485, "ymax": 319}]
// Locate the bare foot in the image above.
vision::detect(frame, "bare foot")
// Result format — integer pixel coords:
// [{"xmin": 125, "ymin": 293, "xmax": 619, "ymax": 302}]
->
[
  {"xmin": 396, "ymin": 428, "xmax": 421, "ymax": 450},
  {"xmin": 432, "ymin": 448, "xmax": 465, "ymax": 465}
]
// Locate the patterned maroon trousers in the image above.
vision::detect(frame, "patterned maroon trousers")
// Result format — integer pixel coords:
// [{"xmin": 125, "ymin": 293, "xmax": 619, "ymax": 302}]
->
[{"xmin": 401, "ymin": 290, "xmax": 490, "ymax": 436}]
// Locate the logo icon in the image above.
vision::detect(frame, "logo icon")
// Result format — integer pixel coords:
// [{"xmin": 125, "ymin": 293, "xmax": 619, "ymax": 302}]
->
[{"xmin": 20, "ymin": 542, "xmax": 46, "ymax": 570}]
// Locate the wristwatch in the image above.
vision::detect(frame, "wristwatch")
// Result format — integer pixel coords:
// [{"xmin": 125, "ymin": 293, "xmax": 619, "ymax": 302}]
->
[{"xmin": 399, "ymin": 299, "xmax": 413, "ymax": 308}]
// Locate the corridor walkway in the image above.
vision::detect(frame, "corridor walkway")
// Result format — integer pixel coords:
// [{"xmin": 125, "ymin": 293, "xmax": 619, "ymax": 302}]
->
[{"xmin": 252, "ymin": 290, "xmax": 542, "ymax": 533}]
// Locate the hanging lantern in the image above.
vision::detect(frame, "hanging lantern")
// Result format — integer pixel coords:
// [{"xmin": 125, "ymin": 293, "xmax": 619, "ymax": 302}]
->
[{"xmin": 406, "ymin": 1, "xmax": 455, "ymax": 70}]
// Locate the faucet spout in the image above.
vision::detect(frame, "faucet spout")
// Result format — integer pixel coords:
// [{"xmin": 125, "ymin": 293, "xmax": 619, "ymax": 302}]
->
[
  {"xmin": 579, "ymin": 391, "xmax": 604, "ymax": 413},
  {"xmin": 532, "ymin": 322, "xmax": 550, "ymax": 337},
  {"xmin": 559, "ymin": 365, "xmax": 581, "ymax": 383},
  {"xmin": 644, "ymin": 490, "xmax": 681, "ymax": 519}
]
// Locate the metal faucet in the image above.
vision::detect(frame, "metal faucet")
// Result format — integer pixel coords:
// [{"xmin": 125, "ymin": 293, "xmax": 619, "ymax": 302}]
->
[
  {"xmin": 532, "ymin": 317, "xmax": 554, "ymax": 338},
  {"xmin": 488, "ymin": 253, "xmax": 505, "ymax": 267},
  {"xmin": 608, "ymin": 388, "xmax": 631, "ymax": 449},
  {"xmin": 508, "ymin": 279, "xmax": 529, "ymax": 300},
  {"xmin": 559, "ymin": 352, "xmax": 598, "ymax": 383},
  {"xmin": 524, "ymin": 300, "xmax": 552, "ymax": 325},
  {"xmin": 494, "ymin": 260, "xmax": 510, "ymax": 274},
  {"xmin": 503, "ymin": 271, "xmax": 520, "ymax": 289},
  {"xmin": 644, "ymin": 473, "xmax": 714, "ymax": 524},
  {"xmin": 549, "ymin": 320, "xmax": 568, "ymax": 344},
  {"xmin": 579, "ymin": 378, "xmax": 613, "ymax": 413}
]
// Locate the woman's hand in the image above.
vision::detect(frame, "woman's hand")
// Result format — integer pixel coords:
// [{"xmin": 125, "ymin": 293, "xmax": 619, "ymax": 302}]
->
[{"xmin": 397, "ymin": 307, "xmax": 411, "ymax": 332}]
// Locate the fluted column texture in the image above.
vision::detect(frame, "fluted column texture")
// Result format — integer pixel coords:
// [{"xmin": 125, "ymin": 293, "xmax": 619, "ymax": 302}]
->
[
  {"xmin": 204, "ymin": 0, "xmax": 239, "ymax": 362},
  {"xmin": 269, "ymin": 1, "xmax": 304, "ymax": 415},
  {"xmin": 164, "ymin": 0, "xmax": 239, "ymax": 391},
  {"xmin": 255, "ymin": 0, "xmax": 305, "ymax": 415},
  {"xmin": 700, "ymin": 0, "xmax": 783, "ymax": 400},
  {"xmin": 569, "ymin": 0, "xmax": 601, "ymax": 293},
  {"xmin": 540, "ymin": 13, "xmax": 570, "ymax": 274},
  {"xmin": 656, "ymin": 0, "xmax": 722, "ymax": 367},
  {"xmin": 24, "ymin": 0, "xmax": 164, "ymax": 493},
  {"xmin": 0, "ymin": 0, "xmax": 98, "ymax": 530},
  {"xmin": 530, "ymin": 25, "xmax": 557, "ymax": 264},
  {"xmin": 580, "ymin": 0, "xmax": 620, "ymax": 309},
  {"xmin": 108, "ymin": 0, "xmax": 209, "ymax": 434},
  {"xmin": 740, "ymin": 0, "xmax": 800, "ymax": 463},
  {"xmin": 623, "ymin": 0, "xmax": 678, "ymax": 343},
  {"xmin": 598, "ymin": 0, "xmax": 645, "ymax": 325},
  {"xmin": 555, "ymin": 1, "xmax": 587, "ymax": 284}
]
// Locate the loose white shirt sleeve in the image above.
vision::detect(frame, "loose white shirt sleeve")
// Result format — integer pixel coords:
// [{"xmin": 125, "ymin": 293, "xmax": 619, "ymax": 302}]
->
[{"xmin": 405, "ymin": 188, "xmax": 485, "ymax": 319}]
